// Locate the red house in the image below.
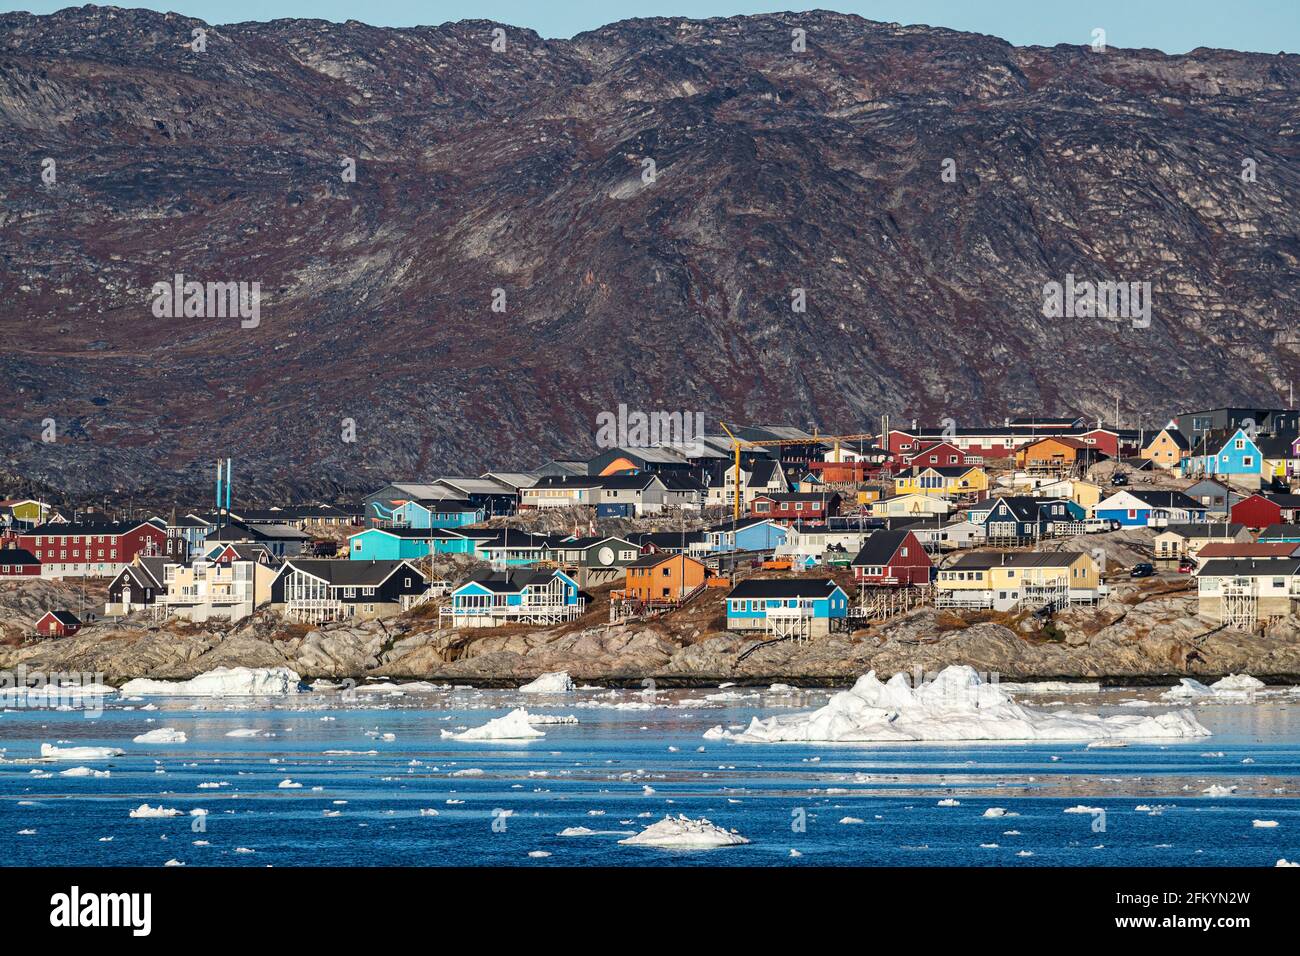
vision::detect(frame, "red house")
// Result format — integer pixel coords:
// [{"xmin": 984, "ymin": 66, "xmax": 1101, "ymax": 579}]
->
[
  {"xmin": 0, "ymin": 547, "xmax": 41, "ymax": 577},
  {"xmin": 903, "ymin": 442, "xmax": 969, "ymax": 469},
  {"xmin": 17, "ymin": 520, "xmax": 167, "ymax": 578},
  {"xmin": 1232, "ymin": 493, "xmax": 1300, "ymax": 530},
  {"xmin": 36, "ymin": 610, "xmax": 82, "ymax": 637},
  {"xmin": 850, "ymin": 530, "xmax": 933, "ymax": 586},
  {"xmin": 750, "ymin": 492, "xmax": 842, "ymax": 524}
]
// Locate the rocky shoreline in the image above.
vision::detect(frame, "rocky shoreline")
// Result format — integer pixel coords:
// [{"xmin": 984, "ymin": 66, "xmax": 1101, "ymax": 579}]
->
[{"xmin": 4, "ymin": 596, "xmax": 1299, "ymax": 689}]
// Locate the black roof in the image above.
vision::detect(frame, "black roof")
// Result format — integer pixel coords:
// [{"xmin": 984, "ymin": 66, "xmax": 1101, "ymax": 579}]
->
[
  {"xmin": 851, "ymin": 530, "xmax": 912, "ymax": 566},
  {"xmin": 462, "ymin": 569, "xmax": 570, "ymax": 593},
  {"xmin": 1119, "ymin": 489, "xmax": 1205, "ymax": 510},
  {"xmin": 1198, "ymin": 557, "xmax": 1300, "ymax": 576},
  {"xmin": 281, "ymin": 559, "xmax": 420, "ymax": 587},
  {"xmin": 44, "ymin": 610, "xmax": 82, "ymax": 626},
  {"xmin": 727, "ymin": 578, "xmax": 843, "ymax": 599},
  {"xmin": 0, "ymin": 548, "xmax": 39, "ymax": 565},
  {"xmin": 25, "ymin": 520, "xmax": 153, "ymax": 536},
  {"xmin": 1260, "ymin": 524, "xmax": 1300, "ymax": 540}
]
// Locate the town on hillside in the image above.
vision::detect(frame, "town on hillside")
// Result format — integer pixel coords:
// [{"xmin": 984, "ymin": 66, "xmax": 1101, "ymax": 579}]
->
[{"xmin": 3, "ymin": 405, "xmax": 1300, "ymax": 646}]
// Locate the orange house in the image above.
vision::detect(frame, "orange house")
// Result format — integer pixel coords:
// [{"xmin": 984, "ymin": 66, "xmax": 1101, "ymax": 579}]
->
[
  {"xmin": 617, "ymin": 553, "xmax": 708, "ymax": 603},
  {"xmin": 1014, "ymin": 436, "xmax": 1090, "ymax": 472}
]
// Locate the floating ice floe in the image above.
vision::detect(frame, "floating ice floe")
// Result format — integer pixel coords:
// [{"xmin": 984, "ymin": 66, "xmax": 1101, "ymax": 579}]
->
[
  {"xmin": 40, "ymin": 743, "xmax": 124, "ymax": 761},
  {"xmin": 704, "ymin": 666, "xmax": 1210, "ymax": 743},
  {"xmin": 443, "ymin": 709, "xmax": 546, "ymax": 741},
  {"xmin": 120, "ymin": 666, "xmax": 303, "ymax": 697},
  {"xmin": 133, "ymin": 728, "xmax": 187, "ymax": 744},
  {"xmin": 1278, "ymin": 859, "xmax": 1299, "ymax": 867},
  {"xmin": 519, "ymin": 671, "xmax": 576, "ymax": 694},
  {"xmin": 999, "ymin": 681, "xmax": 1102, "ymax": 695},
  {"xmin": 1252, "ymin": 820, "xmax": 1279, "ymax": 828},
  {"xmin": 1162, "ymin": 674, "xmax": 1266, "ymax": 702},
  {"xmin": 130, "ymin": 804, "xmax": 181, "ymax": 818},
  {"xmin": 225, "ymin": 728, "xmax": 263, "ymax": 738},
  {"xmin": 618, "ymin": 815, "xmax": 749, "ymax": 849},
  {"xmin": 527, "ymin": 714, "xmax": 578, "ymax": 725},
  {"xmin": 59, "ymin": 766, "xmax": 110, "ymax": 778},
  {"xmin": 1203, "ymin": 784, "xmax": 1237, "ymax": 796}
]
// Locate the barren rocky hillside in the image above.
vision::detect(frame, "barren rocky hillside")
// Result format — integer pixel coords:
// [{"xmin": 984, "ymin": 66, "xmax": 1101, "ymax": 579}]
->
[{"xmin": 2, "ymin": 7, "xmax": 1298, "ymax": 498}]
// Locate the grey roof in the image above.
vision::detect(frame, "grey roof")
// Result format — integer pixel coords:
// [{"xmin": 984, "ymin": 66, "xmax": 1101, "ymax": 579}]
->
[{"xmin": 461, "ymin": 569, "xmax": 570, "ymax": 593}]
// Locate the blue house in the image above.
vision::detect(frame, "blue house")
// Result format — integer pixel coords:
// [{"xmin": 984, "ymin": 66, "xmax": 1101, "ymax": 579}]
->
[
  {"xmin": 440, "ymin": 569, "xmax": 584, "ymax": 627},
  {"xmin": 705, "ymin": 518, "xmax": 789, "ymax": 553},
  {"xmin": 725, "ymin": 578, "xmax": 849, "ymax": 638},
  {"xmin": 348, "ymin": 528, "xmax": 483, "ymax": 561},
  {"xmin": 390, "ymin": 498, "xmax": 485, "ymax": 529},
  {"xmin": 1094, "ymin": 489, "xmax": 1209, "ymax": 527},
  {"xmin": 1181, "ymin": 428, "xmax": 1264, "ymax": 478}
]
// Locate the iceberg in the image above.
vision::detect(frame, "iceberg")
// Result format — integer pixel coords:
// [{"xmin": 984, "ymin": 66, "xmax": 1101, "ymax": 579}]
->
[
  {"xmin": 133, "ymin": 728, "xmax": 187, "ymax": 744},
  {"xmin": 442, "ymin": 709, "xmax": 546, "ymax": 741},
  {"xmin": 711, "ymin": 666, "xmax": 1210, "ymax": 743},
  {"xmin": 1163, "ymin": 674, "xmax": 1265, "ymax": 701},
  {"xmin": 40, "ymin": 743, "xmax": 124, "ymax": 760},
  {"xmin": 618, "ymin": 815, "xmax": 749, "ymax": 849},
  {"xmin": 119, "ymin": 666, "xmax": 302, "ymax": 697},
  {"xmin": 519, "ymin": 671, "xmax": 576, "ymax": 694}
]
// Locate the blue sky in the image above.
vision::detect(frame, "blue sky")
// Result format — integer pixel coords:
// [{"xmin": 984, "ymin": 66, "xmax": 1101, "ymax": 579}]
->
[{"xmin": 2, "ymin": 2, "xmax": 1297, "ymax": 52}]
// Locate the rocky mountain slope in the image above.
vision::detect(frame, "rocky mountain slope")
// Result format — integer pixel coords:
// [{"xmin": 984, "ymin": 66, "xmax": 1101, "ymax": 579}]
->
[{"xmin": 3, "ymin": 6, "xmax": 1298, "ymax": 498}]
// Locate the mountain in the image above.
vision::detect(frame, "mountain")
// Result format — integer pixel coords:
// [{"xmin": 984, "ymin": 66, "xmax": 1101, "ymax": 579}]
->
[{"xmin": 2, "ymin": 6, "xmax": 1298, "ymax": 500}]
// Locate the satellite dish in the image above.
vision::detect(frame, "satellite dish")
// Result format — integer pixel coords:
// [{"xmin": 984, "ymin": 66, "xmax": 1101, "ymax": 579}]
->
[{"xmin": 597, "ymin": 546, "xmax": 615, "ymax": 566}]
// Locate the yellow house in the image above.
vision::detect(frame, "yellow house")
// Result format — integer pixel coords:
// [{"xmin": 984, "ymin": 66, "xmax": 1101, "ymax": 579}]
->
[
  {"xmin": 935, "ymin": 552, "xmax": 1102, "ymax": 611},
  {"xmin": 1140, "ymin": 427, "xmax": 1191, "ymax": 470},
  {"xmin": 855, "ymin": 484, "xmax": 887, "ymax": 506},
  {"xmin": 163, "ymin": 553, "xmax": 278, "ymax": 623},
  {"xmin": 0, "ymin": 499, "xmax": 50, "ymax": 527},
  {"xmin": 893, "ymin": 466, "xmax": 989, "ymax": 498},
  {"xmin": 870, "ymin": 492, "xmax": 952, "ymax": 518}
]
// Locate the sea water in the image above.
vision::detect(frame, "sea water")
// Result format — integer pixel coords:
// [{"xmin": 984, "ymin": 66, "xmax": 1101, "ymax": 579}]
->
[{"xmin": 1, "ymin": 685, "xmax": 1297, "ymax": 866}]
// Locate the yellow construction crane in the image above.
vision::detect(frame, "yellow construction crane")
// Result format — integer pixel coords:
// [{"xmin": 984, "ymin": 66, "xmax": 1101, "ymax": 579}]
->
[{"xmin": 717, "ymin": 423, "xmax": 883, "ymax": 523}]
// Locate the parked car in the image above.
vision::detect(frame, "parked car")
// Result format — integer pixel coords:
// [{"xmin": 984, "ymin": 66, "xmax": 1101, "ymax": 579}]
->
[
  {"xmin": 1083, "ymin": 518, "xmax": 1120, "ymax": 534},
  {"xmin": 1130, "ymin": 562, "xmax": 1155, "ymax": 578},
  {"xmin": 1110, "ymin": 473, "xmax": 1129, "ymax": 486},
  {"xmin": 1177, "ymin": 557, "xmax": 1196, "ymax": 574}
]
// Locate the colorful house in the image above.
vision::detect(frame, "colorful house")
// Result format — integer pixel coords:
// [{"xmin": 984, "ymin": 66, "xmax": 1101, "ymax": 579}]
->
[
  {"xmin": 440, "ymin": 569, "xmax": 583, "ymax": 628},
  {"xmin": 348, "ymin": 527, "xmax": 481, "ymax": 561},
  {"xmin": 36, "ymin": 610, "xmax": 82, "ymax": 637},
  {"xmin": 1093, "ymin": 490, "xmax": 1209, "ymax": 528},
  {"xmin": 870, "ymin": 493, "xmax": 952, "ymax": 519},
  {"xmin": 615, "ymin": 553, "xmax": 709, "ymax": 604},
  {"xmin": 750, "ymin": 492, "xmax": 842, "ymax": 524},
  {"xmin": 704, "ymin": 518, "xmax": 789, "ymax": 553},
  {"xmin": 1014, "ymin": 437, "xmax": 1092, "ymax": 473},
  {"xmin": 1181, "ymin": 428, "xmax": 1265, "ymax": 480},
  {"xmin": 724, "ymin": 578, "xmax": 849, "ymax": 638},
  {"xmin": 850, "ymin": 530, "xmax": 932, "ymax": 586},
  {"xmin": 893, "ymin": 465, "xmax": 988, "ymax": 497},
  {"xmin": 935, "ymin": 552, "xmax": 1103, "ymax": 612},
  {"xmin": 390, "ymin": 498, "xmax": 485, "ymax": 529},
  {"xmin": 1153, "ymin": 523, "xmax": 1250, "ymax": 559},
  {"xmin": 1231, "ymin": 493, "xmax": 1300, "ymax": 530},
  {"xmin": 0, "ymin": 547, "xmax": 41, "ymax": 577},
  {"xmin": 19, "ymin": 520, "xmax": 168, "ymax": 579},
  {"xmin": 1140, "ymin": 427, "xmax": 1191, "ymax": 470},
  {"xmin": 902, "ymin": 441, "xmax": 970, "ymax": 469},
  {"xmin": 0, "ymin": 499, "xmax": 51, "ymax": 529},
  {"xmin": 1195, "ymin": 557, "xmax": 1300, "ymax": 623},
  {"xmin": 270, "ymin": 559, "xmax": 430, "ymax": 623}
]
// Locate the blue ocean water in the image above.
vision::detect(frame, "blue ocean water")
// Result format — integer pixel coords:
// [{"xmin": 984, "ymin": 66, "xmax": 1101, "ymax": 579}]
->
[{"xmin": 2, "ymin": 685, "xmax": 1298, "ymax": 866}]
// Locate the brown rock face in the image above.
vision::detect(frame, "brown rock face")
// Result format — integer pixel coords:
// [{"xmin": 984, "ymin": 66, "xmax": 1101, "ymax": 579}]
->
[{"xmin": 2, "ymin": 7, "xmax": 1298, "ymax": 498}]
